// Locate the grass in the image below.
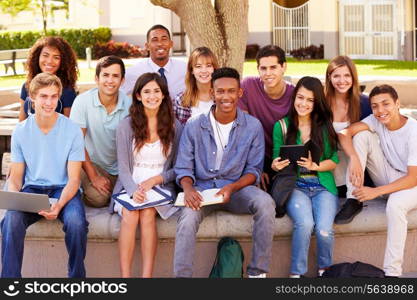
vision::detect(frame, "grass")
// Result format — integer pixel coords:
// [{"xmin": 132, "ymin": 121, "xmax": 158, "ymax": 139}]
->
[
  {"xmin": 0, "ymin": 70, "xmax": 97, "ymax": 88},
  {"xmin": 0, "ymin": 59, "xmax": 137, "ymax": 88},
  {"xmin": 1, "ymin": 58, "xmax": 416, "ymax": 89},
  {"xmin": 0, "ymin": 59, "xmax": 138, "ymax": 88},
  {"xmin": 243, "ymin": 58, "xmax": 417, "ymax": 77},
  {"xmin": 0, "ymin": 60, "xmax": 96, "ymax": 88}
]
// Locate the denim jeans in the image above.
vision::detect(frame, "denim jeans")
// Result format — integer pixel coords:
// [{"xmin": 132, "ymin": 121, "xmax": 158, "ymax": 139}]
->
[
  {"xmin": 173, "ymin": 185, "xmax": 275, "ymax": 277},
  {"xmin": 1, "ymin": 185, "xmax": 88, "ymax": 278},
  {"xmin": 286, "ymin": 177, "xmax": 338, "ymax": 275}
]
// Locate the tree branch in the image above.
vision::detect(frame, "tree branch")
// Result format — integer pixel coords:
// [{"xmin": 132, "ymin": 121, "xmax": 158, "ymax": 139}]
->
[{"xmin": 149, "ymin": 0, "xmax": 180, "ymax": 11}]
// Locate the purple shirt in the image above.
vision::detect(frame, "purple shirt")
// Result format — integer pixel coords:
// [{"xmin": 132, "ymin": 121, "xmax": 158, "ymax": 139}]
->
[{"xmin": 238, "ymin": 76, "xmax": 294, "ymax": 159}]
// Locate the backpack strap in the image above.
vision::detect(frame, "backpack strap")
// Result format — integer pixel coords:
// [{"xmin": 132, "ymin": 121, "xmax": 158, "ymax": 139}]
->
[{"xmin": 279, "ymin": 118, "xmax": 287, "ymax": 141}]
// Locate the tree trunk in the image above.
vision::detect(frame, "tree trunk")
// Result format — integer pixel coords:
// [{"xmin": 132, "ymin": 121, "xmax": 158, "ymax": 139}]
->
[
  {"xmin": 150, "ymin": 0, "xmax": 248, "ymax": 75},
  {"xmin": 41, "ymin": 0, "xmax": 48, "ymax": 35}
]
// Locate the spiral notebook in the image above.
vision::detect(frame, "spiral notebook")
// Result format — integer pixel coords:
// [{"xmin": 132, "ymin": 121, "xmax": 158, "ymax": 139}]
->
[{"xmin": 112, "ymin": 186, "xmax": 173, "ymax": 211}]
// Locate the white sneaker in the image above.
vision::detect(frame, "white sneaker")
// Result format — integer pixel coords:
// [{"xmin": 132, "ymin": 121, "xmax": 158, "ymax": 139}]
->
[
  {"xmin": 248, "ymin": 273, "xmax": 266, "ymax": 278},
  {"xmin": 289, "ymin": 274, "xmax": 301, "ymax": 278}
]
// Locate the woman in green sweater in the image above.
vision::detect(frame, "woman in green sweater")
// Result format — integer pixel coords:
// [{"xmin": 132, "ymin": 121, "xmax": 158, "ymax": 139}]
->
[{"xmin": 271, "ymin": 76, "xmax": 339, "ymax": 278}]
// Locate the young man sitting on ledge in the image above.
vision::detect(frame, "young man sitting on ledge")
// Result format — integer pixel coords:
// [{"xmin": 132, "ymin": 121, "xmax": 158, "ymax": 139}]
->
[
  {"xmin": 335, "ymin": 84, "xmax": 417, "ymax": 277},
  {"xmin": 1, "ymin": 73, "xmax": 87, "ymax": 278},
  {"xmin": 173, "ymin": 67, "xmax": 276, "ymax": 278}
]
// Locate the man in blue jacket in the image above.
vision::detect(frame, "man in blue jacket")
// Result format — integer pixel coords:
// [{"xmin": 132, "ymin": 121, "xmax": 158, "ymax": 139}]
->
[{"xmin": 174, "ymin": 67, "xmax": 275, "ymax": 278}]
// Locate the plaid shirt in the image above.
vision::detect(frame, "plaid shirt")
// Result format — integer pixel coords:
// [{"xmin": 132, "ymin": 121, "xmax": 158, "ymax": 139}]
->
[{"xmin": 173, "ymin": 92, "xmax": 192, "ymax": 124}]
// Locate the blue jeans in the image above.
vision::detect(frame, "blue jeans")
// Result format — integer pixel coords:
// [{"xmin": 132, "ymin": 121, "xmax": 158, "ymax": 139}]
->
[
  {"xmin": 1, "ymin": 185, "xmax": 88, "ymax": 278},
  {"xmin": 173, "ymin": 185, "xmax": 275, "ymax": 277},
  {"xmin": 286, "ymin": 177, "xmax": 338, "ymax": 275}
]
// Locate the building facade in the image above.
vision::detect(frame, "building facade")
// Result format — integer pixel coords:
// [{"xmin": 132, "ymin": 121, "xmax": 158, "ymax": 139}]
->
[{"xmin": 0, "ymin": 0, "xmax": 415, "ymax": 60}]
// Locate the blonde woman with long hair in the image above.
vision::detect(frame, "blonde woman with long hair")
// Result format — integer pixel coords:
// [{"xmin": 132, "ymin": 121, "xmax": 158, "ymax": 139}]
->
[
  {"xmin": 325, "ymin": 56, "xmax": 372, "ymax": 224},
  {"xmin": 173, "ymin": 47, "xmax": 219, "ymax": 123}
]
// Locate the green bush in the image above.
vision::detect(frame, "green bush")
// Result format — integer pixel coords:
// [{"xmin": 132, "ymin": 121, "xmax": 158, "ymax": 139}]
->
[{"xmin": 0, "ymin": 27, "xmax": 112, "ymax": 58}]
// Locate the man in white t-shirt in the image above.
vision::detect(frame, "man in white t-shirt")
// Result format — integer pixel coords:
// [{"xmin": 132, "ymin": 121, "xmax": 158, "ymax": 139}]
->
[
  {"xmin": 121, "ymin": 24, "xmax": 186, "ymax": 99},
  {"xmin": 335, "ymin": 84, "xmax": 417, "ymax": 277}
]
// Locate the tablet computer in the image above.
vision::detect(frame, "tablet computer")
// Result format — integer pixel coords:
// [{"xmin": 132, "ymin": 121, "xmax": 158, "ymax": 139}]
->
[
  {"xmin": 0, "ymin": 190, "xmax": 52, "ymax": 213},
  {"xmin": 279, "ymin": 144, "xmax": 307, "ymax": 164}
]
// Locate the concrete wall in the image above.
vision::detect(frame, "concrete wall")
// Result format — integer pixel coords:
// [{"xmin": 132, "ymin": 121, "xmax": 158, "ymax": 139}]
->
[
  {"xmin": 1, "ymin": 197, "xmax": 417, "ymax": 278},
  {"xmin": 309, "ymin": 0, "xmax": 339, "ymax": 59},
  {"xmin": 361, "ymin": 79, "xmax": 417, "ymax": 107},
  {"xmin": 247, "ymin": 0, "xmax": 272, "ymax": 46},
  {"xmin": 403, "ymin": 0, "xmax": 415, "ymax": 60},
  {"xmin": 0, "ymin": 0, "xmax": 103, "ymax": 30},
  {"xmin": 404, "ymin": 31, "xmax": 414, "ymax": 61},
  {"xmin": 110, "ymin": 1, "xmax": 172, "ymax": 47},
  {"xmin": 0, "ymin": 0, "xmax": 415, "ymax": 60},
  {"xmin": 4, "ymin": 230, "xmax": 417, "ymax": 278},
  {"xmin": 68, "ymin": 0, "xmax": 100, "ymax": 28},
  {"xmin": 0, "ymin": 9, "xmax": 74, "ymax": 31}
]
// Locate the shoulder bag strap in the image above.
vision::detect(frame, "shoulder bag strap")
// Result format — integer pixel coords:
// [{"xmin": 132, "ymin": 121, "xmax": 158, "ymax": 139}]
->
[{"xmin": 279, "ymin": 118, "xmax": 287, "ymax": 141}]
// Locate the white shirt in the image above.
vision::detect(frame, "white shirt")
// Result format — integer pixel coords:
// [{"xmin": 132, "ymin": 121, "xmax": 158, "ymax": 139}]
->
[
  {"xmin": 121, "ymin": 57, "xmax": 187, "ymax": 99},
  {"xmin": 191, "ymin": 100, "xmax": 214, "ymax": 119},
  {"xmin": 209, "ymin": 111, "xmax": 234, "ymax": 170},
  {"xmin": 333, "ymin": 121, "xmax": 350, "ymax": 186},
  {"xmin": 362, "ymin": 115, "xmax": 417, "ymax": 173},
  {"xmin": 132, "ymin": 140, "xmax": 166, "ymax": 184},
  {"xmin": 333, "ymin": 121, "xmax": 350, "ymax": 133}
]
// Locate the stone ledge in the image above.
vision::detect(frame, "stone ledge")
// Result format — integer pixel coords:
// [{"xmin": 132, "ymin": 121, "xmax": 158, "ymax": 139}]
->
[{"xmin": 1, "ymin": 197, "xmax": 416, "ymax": 241}]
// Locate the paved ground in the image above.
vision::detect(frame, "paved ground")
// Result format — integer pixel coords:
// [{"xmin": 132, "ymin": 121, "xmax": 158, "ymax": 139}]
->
[
  {"xmin": 402, "ymin": 271, "xmax": 417, "ymax": 278},
  {"xmin": 0, "ymin": 179, "xmax": 415, "ymax": 277}
]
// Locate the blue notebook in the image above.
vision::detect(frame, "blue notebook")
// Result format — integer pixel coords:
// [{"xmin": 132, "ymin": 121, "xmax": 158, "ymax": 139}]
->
[{"xmin": 112, "ymin": 186, "xmax": 173, "ymax": 211}]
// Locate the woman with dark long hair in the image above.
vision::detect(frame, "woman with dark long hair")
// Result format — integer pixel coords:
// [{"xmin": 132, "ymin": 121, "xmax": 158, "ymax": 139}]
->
[
  {"xmin": 111, "ymin": 72, "xmax": 181, "ymax": 277},
  {"xmin": 173, "ymin": 46, "xmax": 219, "ymax": 123},
  {"xmin": 19, "ymin": 36, "xmax": 78, "ymax": 121},
  {"xmin": 272, "ymin": 76, "xmax": 339, "ymax": 278}
]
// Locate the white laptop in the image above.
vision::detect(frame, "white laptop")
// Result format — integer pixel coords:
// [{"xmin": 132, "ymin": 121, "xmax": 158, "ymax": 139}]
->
[{"xmin": 0, "ymin": 190, "xmax": 52, "ymax": 213}]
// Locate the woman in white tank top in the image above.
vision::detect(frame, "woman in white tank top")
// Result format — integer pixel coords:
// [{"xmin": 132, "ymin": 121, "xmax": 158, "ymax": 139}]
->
[
  {"xmin": 114, "ymin": 72, "xmax": 180, "ymax": 278},
  {"xmin": 325, "ymin": 56, "xmax": 372, "ymax": 191}
]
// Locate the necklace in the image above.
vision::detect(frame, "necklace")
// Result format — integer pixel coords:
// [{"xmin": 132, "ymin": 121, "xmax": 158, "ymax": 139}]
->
[{"xmin": 213, "ymin": 111, "xmax": 227, "ymax": 150}]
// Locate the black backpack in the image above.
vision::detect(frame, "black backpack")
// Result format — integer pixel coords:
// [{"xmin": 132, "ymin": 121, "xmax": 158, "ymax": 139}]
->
[
  {"xmin": 322, "ymin": 261, "xmax": 385, "ymax": 278},
  {"xmin": 209, "ymin": 237, "xmax": 244, "ymax": 278}
]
